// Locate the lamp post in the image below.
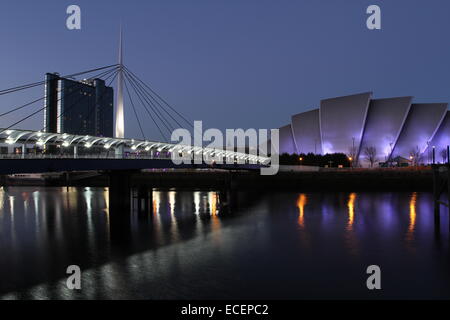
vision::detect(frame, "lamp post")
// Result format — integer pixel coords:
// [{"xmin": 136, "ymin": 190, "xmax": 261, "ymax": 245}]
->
[
  {"xmin": 447, "ymin": 145, "xmax": 450, "ymax": 165},
  {"xmin": 389, "ymin": 142, "xmax": 393, "ymax": 167},
  {"xmin": 432, "ymin": 146, "xmax": 436, "ymax": 165}
]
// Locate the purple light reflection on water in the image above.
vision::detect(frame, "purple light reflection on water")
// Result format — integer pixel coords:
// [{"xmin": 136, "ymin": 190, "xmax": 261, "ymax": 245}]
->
[{"xmin": 0, "ymin": 189, "xmax": 449, "ymax": 299}]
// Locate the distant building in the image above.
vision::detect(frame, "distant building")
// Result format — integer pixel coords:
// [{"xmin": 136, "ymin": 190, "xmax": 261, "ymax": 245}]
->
[
  {"xmin": 44, "ymin": 73, "xmax": 114, "ymax": 137},
  {"xmin": 278, "ymin": 92, "xmax": 449, "ymax": 167}
]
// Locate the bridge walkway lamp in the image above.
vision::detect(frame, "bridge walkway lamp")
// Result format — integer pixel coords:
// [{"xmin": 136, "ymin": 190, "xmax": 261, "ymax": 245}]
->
[
  {"xmin": 299, "ymin": 157, "xmax": 303, "ymax": 165},
  {"xmin": 348, "ymin": 156, "xmax": 353, "ymax": 169},
  {"xmin": 409, "ymin": 155, "xmax": 414, "ymax": 167}
]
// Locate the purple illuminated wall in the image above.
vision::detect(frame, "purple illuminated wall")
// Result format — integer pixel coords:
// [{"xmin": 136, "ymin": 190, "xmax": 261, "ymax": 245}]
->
[
  {"xmin": 320, "ymin": 92, "xmax": 372, "ymax": 155},
  {"xmin": 391, "ymin": 103, "xmax": 448, "ymax": 159},
  {"xmin": 274, "ymin": 92, "xmax": 450, "ymax": 165},
  {"xmin": 424, "ymin": 111, "xmax": 450, "ymax": 162},
  {"xmin": 291, "ymin": 109, "xmax": 322, "ymax": 154},
  {"xmin": 279, "ymin": 124, "xmax": 297, "ymax": 154},
  {"xmin": 359, "ymin": 97, "xmax": 412, "ymax": 166}
]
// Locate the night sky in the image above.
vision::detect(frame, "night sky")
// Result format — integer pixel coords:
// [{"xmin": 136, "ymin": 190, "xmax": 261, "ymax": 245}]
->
[{"xmin": 0, "ymin": 0, "xmax": 449, "ymax": 140}]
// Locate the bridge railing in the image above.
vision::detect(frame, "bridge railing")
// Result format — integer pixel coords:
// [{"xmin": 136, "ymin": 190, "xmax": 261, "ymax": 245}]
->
[
  {"xmin": 0, "ymin": 153, "xmax": 259, "ymax": 164},
  {"xmin": 0, "ymin": 154, "xmax": 172, "ymax": 160}
]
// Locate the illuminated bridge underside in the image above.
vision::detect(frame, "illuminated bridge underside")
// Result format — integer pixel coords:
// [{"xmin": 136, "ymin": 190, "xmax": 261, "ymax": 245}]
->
[
  {"xmin": 0, "ymin": 129, "xmax": 269, "ymax": 164},
  {"xmin": 278, "ymin": 92, "xmax": 450, "ymax": 166}
]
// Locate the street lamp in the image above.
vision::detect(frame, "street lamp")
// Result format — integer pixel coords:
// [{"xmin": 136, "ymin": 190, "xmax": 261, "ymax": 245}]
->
[{"xmin": 432, "ymin": 146, "xmax": 436, "ymax": 165}]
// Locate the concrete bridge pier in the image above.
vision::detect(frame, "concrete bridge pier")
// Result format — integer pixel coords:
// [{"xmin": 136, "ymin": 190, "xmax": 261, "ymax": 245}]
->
[
  {"xmin": 219, "ymin": 173, "xmax": 239, "ymax": 214},
  {"xmin": 108, "ymin": 170, "xmax": 132, "ymax": 243},
  {"xmin": 109, "ymin": 171, "xmax": 132, "ymax": 211}
]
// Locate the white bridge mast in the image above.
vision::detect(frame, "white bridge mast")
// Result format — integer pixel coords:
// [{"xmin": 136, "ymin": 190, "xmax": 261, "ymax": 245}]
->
[{"xmin": 115, "ymin": 26, "xmax": 125, "ymax": 138}]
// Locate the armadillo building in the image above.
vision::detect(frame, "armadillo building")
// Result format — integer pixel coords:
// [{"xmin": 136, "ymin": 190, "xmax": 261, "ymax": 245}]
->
[{"xmin": 278, "ymin": 92, "xmax": 449, "ymax": 167}]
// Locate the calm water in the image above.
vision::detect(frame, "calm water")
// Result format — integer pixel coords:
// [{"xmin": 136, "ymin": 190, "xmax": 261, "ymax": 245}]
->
[{"xmin": 0, "ymin": 187, "xmax": 449, "ymax": 300}]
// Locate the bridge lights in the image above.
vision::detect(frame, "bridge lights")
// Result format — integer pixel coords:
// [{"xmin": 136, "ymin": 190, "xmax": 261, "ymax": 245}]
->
[
  {"xmin": 62, "ymin": 141, "xmax": 70, "ymax": 148},
  {"xmin": 36, "ymin": 140, "xmax": 45, "ymax": 146}
]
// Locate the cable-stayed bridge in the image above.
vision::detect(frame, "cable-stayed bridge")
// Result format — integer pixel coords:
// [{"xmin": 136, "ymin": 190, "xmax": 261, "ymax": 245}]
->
[{"xmin": 0, "ymin": 63, "xmax": 269, "ymax": 175}]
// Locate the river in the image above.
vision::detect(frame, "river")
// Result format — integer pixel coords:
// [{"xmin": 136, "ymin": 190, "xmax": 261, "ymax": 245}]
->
[{"xmin": 0, "ymin": 187, "xmax": 449, "ymax": 299}]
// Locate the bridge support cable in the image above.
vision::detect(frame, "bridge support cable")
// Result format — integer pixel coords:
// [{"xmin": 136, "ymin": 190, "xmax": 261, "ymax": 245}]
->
[
  {"xmin": 39, "ymin": 67, "xmax": 120, "ymax": 133},
  {"xmin": 0, "ymin": 97, "xmax": 45, "ymax": 119},
  {"xmin": 0, "ymin": 66, "xmax": 118, "ymax": 121},
  {"xmin": 124, "ymin": 71, "xmax": 176, "ymax": 133},
  {"xmin": 0, "ymin": 64, "xmax": 119, "ymax": 97},
  {"xmin": 123, "ymin": 70, "xmax": 179, "ymax": 133},
  {"xmin": 121, "ymin": 74, "xmax": 167, "ymax": 141},
  {"xmin": 123, "ymin": 66, "xmax": 194, "ymax": 129},
  {"xmin": 123, "ymin": 72, "xmax": 168, "ymax": 141},
  {"xmin": 122, "ymin": 66, "xmax": 205, "ymax": 146},
  {"xmin": 123, "ymin": 76, "xmax": 146, "ymax": 140},
  {"xmin": 0, "ymin": 67, "xmax": 119, "ymax": 135},
  {"xmin": 123, "ymin": 68, "xmax": 184, "ymax": 131},
  {"xmin": 123, "ymin": 67, "xmax": 190, "ymax": 131},
  {"xmin": 79, "ymin": 69, "xmax": 123, "ymax": 138},
  {"xmin": 123, "ymin": 72, "xmax": 170, "ymax": 141}
]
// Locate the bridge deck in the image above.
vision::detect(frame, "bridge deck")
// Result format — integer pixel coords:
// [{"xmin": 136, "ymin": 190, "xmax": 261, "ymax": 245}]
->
[{"xmin": 0, "ymin": 158, "xmax": 263, "ymax": 175}]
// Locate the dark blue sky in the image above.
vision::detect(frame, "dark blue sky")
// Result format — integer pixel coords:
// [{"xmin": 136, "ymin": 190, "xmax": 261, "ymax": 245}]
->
[{"xmin": 1, "ymin": 0, "xmax": 450, "ymax": 140}]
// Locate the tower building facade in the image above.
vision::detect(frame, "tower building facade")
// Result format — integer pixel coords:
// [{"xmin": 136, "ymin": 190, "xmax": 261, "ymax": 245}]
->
[{"xmin": 44, "ymin": 73, "xmax": 114, "ymax": 137}]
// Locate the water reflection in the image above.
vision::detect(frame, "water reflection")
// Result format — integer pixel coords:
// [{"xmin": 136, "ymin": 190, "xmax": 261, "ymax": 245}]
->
[
  {"xmin": 297, "ymin": 194, "xmax": 307, "ymax": 229},
  {"xmin": 347, "ymin": 193, "xmax": 356, "ymax": 231},
  {"xmin": 405, "ymin": 192, "xmax": 418, "ymax": 250},
  {"xmin": 0, "ymin": 188, "xmax": 449, "ymax": 299},
  {"xmin": 345, "ymin": 193, "xmax": 358, "ymax": 255}
]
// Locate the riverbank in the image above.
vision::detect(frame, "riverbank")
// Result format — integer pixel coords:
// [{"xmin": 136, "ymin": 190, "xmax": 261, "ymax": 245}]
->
[{"xmin": 0, "ymin": 167, "xmax": 434, "ymax": 191}]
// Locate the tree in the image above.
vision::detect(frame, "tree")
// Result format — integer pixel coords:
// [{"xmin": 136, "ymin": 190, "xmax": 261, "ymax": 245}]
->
[
  {"xmin": 363, "ymin": 146, "xmax": 378, "ymax": 168},
  {"xmin": 409, "ymin": 146, "xmax": 423, "ymax": 166},
  {"xmin": 441, "ymin": 148, "xmax": 448, "ymax": 164},
  {"xmin": 348, "ymin": 146, "xmax": 358, "ymax": 167}
]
